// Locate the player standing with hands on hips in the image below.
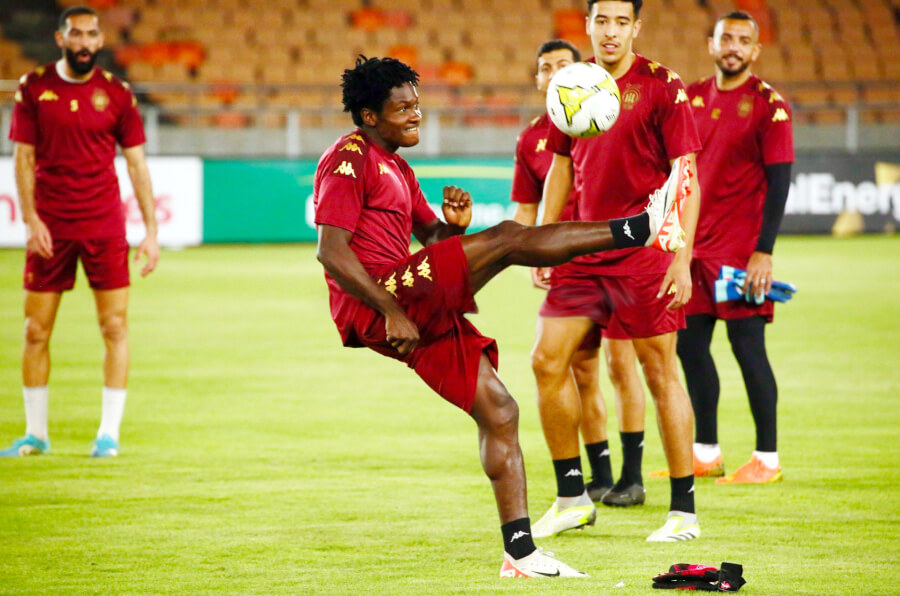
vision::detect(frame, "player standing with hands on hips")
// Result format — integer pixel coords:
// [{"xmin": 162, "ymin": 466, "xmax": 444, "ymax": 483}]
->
[{"xmin": 2, "ymin": 6, "xmax": 159, "ymax": 458}]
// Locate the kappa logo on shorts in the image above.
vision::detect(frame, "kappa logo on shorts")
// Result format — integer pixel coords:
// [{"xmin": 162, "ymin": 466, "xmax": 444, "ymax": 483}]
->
[
  {"xmin": 416, "ymin": 257, "xmax": 433, "ymax": 281},
  {"xmin": 333, "ymin": 161, "xmax": 357, "ymax": 178}
]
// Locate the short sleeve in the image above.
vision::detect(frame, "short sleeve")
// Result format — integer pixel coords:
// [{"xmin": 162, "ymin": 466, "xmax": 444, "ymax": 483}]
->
[
  {"xmin": 510, "ymin": 133, "xmax": 543, "ymax": 204},
  {"xmin": 759, "ymin": 91, "xmax": 794, "ymax": 165},
  {"xmin": 546, "ymin": 120, "xmax": 573, "ymax": 157},
  {"xmin": 114, "ymin": 83, "xmax": 146, "ymax": 148},
  {"xmin": 9, "ymin": 78, "xmax": 37, "ymax": 145},
  {"xmin": 402, "ymin": 162, "xmax": 439, "ymax": 226},
  {"xmin": 314, "ymin": 148, "xmax": 367, "ymax": 232},
  {"xmin": 657, "ymin": 75, "xmax": 701, "ymax": 159}
]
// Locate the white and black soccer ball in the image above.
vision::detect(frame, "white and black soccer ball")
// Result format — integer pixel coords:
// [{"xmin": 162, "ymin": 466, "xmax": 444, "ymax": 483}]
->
[{"xmin": 546, "ymin": 62, "xmax": 621, "ymax": 139}]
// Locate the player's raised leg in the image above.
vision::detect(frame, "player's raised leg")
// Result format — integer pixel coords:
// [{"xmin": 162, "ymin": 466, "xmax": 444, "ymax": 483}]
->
[
  {"xmin": 1, "ymin": 291, "xmax": 61, "ymax": 457},
  {"xmin": 91, "ymin": 288, "xmax": 130, "ymax": 457}
]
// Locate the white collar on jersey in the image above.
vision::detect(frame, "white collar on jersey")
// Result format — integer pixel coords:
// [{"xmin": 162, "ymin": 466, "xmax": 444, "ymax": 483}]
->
[{"xmin": 56, "ymin": 58, "xmax": 92, "ymax": 84}]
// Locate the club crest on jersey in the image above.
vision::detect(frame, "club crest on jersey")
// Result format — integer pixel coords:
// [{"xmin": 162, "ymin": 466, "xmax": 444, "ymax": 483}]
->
[
  {"xmin": 92, "ymin": 88, "xmax": 110, "ymax": 112},
  {"xmin": 738, "ymin": 95, "xmax": 753, "ymax": 118},
  {"xmin": 38, "ymin": 90, "xmax": 59, "ymax": 102},
  {"xmin": 333, "ymin": 161, "xmax": 357, "ymax": 178},
  {"xmin": 621, "ymin": 84, "xmax": 641, "ymax": 110}
]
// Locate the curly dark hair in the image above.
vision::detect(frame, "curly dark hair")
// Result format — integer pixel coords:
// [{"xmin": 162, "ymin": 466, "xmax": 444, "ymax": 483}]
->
[{"xmin": 341, "ymin": 56, "xmax": 420, "ymax": 127}]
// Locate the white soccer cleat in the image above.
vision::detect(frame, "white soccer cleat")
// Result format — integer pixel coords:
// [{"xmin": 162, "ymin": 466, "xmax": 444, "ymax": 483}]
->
[
  {"xmin": 646, "ymin": 156, "xmax": 692, "ymax": 252},
  {"xmin": 646, "ymin": 511, "xmax": 701, "ymax": 542},
  {"xmin": 531, "ymin": 500, "xmax": 597, "ymax": 538},
  {"xmin": 500, "ymin": 548, "xmax": 589, "ymax": 578}
]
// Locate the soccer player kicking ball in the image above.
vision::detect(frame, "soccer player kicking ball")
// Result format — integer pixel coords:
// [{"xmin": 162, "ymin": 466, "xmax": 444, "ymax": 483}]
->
[
  {"xmin": 314, "ymin": 56, "xmax": 685, "ymax": 577},
  {"xmin": 2, "ymin": 6, "xmax": 158, "ymax": 459},
  {"xmin": 674, "ymin": 11, "xmax": 794, "ymax": 484}
]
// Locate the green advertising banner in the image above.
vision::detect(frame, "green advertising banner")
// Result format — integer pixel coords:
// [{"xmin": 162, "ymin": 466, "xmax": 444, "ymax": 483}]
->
[{"xmin": 203, "ymin": 157, "xmax": 518, "ymax": 243}]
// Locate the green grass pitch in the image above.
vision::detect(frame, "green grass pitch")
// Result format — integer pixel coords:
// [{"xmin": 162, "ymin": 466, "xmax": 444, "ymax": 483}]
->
[{"xmin": 1, "ymin": 237, "xmax": 898, "ymax": 594}]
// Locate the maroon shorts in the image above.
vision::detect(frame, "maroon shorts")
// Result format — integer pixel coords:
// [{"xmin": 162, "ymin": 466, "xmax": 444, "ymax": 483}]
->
[
  {"xmin": 685, "ymin": 256, "xmax": 774, "ymax": 322},
  {"xmin": 539, "ymin": 262, "xmax": 685, "ymax": 340},
  {"xmin": 341, "ymin": 236, "xmax": 497, "ymax": 413},
  {"xmin": 24, "ymin": 236, "xmax": 130, "ymax": 292}
]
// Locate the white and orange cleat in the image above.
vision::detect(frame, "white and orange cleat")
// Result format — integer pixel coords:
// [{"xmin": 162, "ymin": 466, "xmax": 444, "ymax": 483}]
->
[
  {"xmin": 716, "ymin": 455, "xmax": 782, "ymax": 484},
  {"xmin": 650, "ymin": 453, "xmax": 725, "ymax": 478},
  {"xmin": 500, "ymin": 548, "xmax": 588, "ymax": 578},
  {"xmin": 646, "ymin": 155, "xmax": 692, "ymax": 252}
]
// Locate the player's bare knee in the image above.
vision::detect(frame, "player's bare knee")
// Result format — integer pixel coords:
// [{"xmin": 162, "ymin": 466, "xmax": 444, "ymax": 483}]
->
[
  {"xmin": 99, "ymin": 314, "xmax": 128, "ymax": 343},
  {"xmin": 484, "ymin": 391, "xmax": 519, "ymax": 437},
  {"xmin": 23, "ymin": 317, "xmax": 51, "ymax": 347},
  {"xmin": 531, "ymin": 347, "xmax": 569, "ymax": 383}
]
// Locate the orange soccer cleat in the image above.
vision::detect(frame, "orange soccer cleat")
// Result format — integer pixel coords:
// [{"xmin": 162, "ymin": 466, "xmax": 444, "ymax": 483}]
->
[
  {"xmin": 715, "ymin": 455, "xmax": 782, "ymax": 485},
  {"xmin": 650, "ymin": 453, "xmax": 725, "ymax": 478}
]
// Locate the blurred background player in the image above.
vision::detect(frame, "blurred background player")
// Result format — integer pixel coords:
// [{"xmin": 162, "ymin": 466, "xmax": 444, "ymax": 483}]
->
[
  {"xmin": 675, "ymin": 10, "xmax": 793, "ymax": 484},
  {"xmin": 1, "ymin": 7, "xmax": 159, "ymax": 458},
  {"xmin": 314, "ymin": 56, "xmax": 683, "ymax": 576},
  {"xmin": 509, "ymin": 39, "xmax": 616, "ymax": 502},
  {"xmin": 530, "ymin": 0, "xmax": 703, "ymax": 542}
]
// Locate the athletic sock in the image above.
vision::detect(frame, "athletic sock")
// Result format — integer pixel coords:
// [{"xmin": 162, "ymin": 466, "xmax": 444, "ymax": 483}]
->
[
  {"xmin": 557, "ymin": 490, "xmax": 592, "ymax": 511},
  {"xmin": 618, "ymin": 431, "xmax": 644, "ymax": 486},
  {"xmin": 693, "ymin": 442, "xmax": 721, "ymax": 463},
  {"xmin": 753, "ymin": 450, "xmax": 779, "ymax": 469},
  {"xmin": 670, "ymin": 474, "xmax": 695, "ymax": 514},
  {"xmin": 552, "ymin": 456, "xmax": 586, "ymax": 497},
  {"xmin": 609, "ymin": 212, "xmax": 650, "ymax": 248},
  {"xmin": 23, "ymin": 386, "xmax": 49, "ymax": 442},
  {"xmin": 584, "ymin": 441, "xmax": 613, "ymax": 486},
  {"xmin": 501, "ymin": 517, "xmax": 536, "ymax": 560},
  {"xmin": 97, "ymin": 387, "xmax": 127, "ymax": 441}
]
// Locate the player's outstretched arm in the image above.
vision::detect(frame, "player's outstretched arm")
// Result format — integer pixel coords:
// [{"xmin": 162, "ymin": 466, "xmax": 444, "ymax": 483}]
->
[
  {"xmin": 14, "ymin": 142, "xmax": 53, "ymax": 259},
  {"xmin": 123, "ymin": 144, "xmax": 159, "ymax": 277},
  {"xmin": 317, "ymin": 225, "xmax": 420, "ymax": 355},
  {"xmin": 659, "ymin": 152, "xmax": 701, "ymax": 309}
]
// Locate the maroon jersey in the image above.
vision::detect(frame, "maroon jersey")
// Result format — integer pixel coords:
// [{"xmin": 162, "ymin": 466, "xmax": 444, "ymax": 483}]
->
[
  {"xmin": 313, "ymin": 129, "xmax": 439, "ymax": 345},
  {"xmin": 9, "ymin": 62, "xmax": 145, "ymax": 239},
  {"xmin": 548, "ymin": 55, "xmax": 700, "ymax": 275},
  {"xmin": 688, "ymin": 75, "xmax": 794, "ymax": 259},
  {"xmin": 510, "ymin": 113, "xmax": 576, "ymax": 221}
]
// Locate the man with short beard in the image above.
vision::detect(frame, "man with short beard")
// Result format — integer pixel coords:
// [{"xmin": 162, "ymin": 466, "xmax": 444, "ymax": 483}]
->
[
  {"xmin": 672, "ymin": 10, "xmax": 793, "ymax": 484},
  {"xmin": 2, "ymin": 6, "xmax": 159, "ymax": 458}
]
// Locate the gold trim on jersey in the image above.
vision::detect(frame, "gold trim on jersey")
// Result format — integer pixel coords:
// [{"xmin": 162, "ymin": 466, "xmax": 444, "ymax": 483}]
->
[{"xmin": 417, "ymin": 257, "xmax": 433, "ymax": 281}]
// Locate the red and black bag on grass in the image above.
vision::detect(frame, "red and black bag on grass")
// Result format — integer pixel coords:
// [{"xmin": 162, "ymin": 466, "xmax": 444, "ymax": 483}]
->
[{"xmin": 652, "ymin": 562, "xmax": 746, "ymax": 591}]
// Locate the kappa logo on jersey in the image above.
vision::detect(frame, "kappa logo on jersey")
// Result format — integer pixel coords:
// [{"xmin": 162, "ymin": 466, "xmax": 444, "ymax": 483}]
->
[
  {"xmin": 347, "ymin": 133, "xmax": 365, "ymax": 142},
  {"xmin": 14, "ymin": 90, "xmax": 23, "ymax": 103},
  {"xmin": 417, "ymin": 257, "xmax": 433, "ymax": 281},
  {"xmin": 564, "ymin": 469, "xmax": 583, "ymax": 477},
  {"xmin": 691, "ymin": 96, "xmax": 705, "ymax": 108},
  {"xmin": 38, "ymin": 90, "xmax": 59, "ymax": 102},
  {"xmin": 648, "ymin": 62, "xmax": 660, "ymax": 73},
  {"xmin": 623, "ymin": 221, "xmax": 634, "ymax": 239},
  {"xmin": 378, "ymin": 162, "xmax": 389, "ymax": 175},
  {"xmin": 103, "ymin": 70, "xmax": 113, "ymax": 81},
  {"xmin": 509, "ymin": 531, "xmax": 530, "ymax": 542},
  {"xmin": 772, "ymin": 108, "xmax": 790, "ymax": 122},
  {"xmin": 339, "ymin": 141, "xmax": 363, "ymax": 155},
  {"xmin": 666, "ymin": 70, "xmax": 679, "ymax": 83},
  {"xmin": 535, "ymin": 138, "xmax": 547, "ymax": 152},
  {"xmin": 674, "ymin": 89, "xmax": 688, "ymax": 104},
  {"xmin": 333, "ymin": 161, "xmax": 357, "ymax": 178}
]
